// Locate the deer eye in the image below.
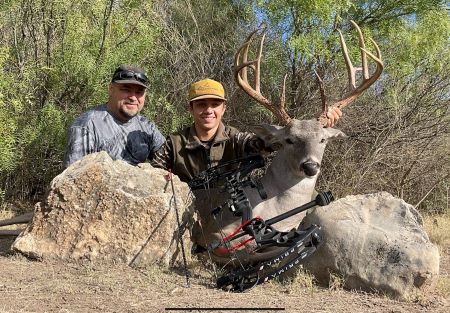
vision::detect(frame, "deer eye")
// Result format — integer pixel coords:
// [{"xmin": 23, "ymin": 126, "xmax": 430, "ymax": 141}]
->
[
  {"xmin": 285, "ymin": 138, "xmax": 294, "ymax": 145},
  {"xmin": 320, "ymin": 138, "xmax": 326, "ymax": 143}
]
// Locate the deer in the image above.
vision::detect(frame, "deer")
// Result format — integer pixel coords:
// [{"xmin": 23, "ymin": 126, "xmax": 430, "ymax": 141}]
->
[{"xmin": 190, "ymin": 21, "xmax": 383, "ymax": 266}]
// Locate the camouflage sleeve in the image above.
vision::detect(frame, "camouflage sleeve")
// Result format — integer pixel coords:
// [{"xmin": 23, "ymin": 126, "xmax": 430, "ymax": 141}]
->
[
  {"xmin": 233, "ymin": 131, "xmax": 265, "ymax": 155},
  {"xmin": 150, "ymin": 136, "xmax": 174, "ymax": 171},
  {"xmin": 147, "ymin": 126, "xmax": 166, "ymax": 160},
  {"xmin": 63, "ymin": 126, "xmax": 96, "ymax": 168}
]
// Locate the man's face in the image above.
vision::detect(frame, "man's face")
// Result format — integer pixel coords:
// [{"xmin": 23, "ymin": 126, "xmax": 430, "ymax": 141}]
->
[
  {"xmin": 189, "ymin": 98, "xmax": 226, "ymax": 134},
  {"xmin": 107, "ymin": 83, "xmax": 146, "ymax": 122}
]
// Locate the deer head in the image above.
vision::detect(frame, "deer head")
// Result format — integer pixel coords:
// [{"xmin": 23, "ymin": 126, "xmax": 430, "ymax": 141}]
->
[
  {"xmin": 234, "ymin": 21, "xmax": 383, "ymax": 125},
  {"xmin": 234, "ymin": 21, "xmax": 383, "ymax": 179}
]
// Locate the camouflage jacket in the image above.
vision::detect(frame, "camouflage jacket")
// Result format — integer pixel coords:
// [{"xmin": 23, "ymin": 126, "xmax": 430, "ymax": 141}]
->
[{"xmin": 151, "ymin": 122, "xmax": 262, "ymax": 184}]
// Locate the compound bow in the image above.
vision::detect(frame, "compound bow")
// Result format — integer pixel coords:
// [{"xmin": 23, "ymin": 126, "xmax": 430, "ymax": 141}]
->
[{"xmin": 189, "ymin": 155, "xmax": 334, "ymax": 292}]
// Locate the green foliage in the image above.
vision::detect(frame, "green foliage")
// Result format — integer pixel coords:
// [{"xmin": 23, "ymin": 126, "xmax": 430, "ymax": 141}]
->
[
  {"xmin": 0, "ymin": 102, "xmax": 17, "ymax": 173},
  {"xmin": 0, "ymin": 0, "xmax": 448, "ymax": 215},
  {"xmin": 0, "ymin": 0, "xmax": 162, "ymax": 200},
  {"xmin": 0, "ymin": 45, "xmax": 28, "ymax": 172},
  {"xmin": 148, "ymin": 0, "xmax": 257, "ymax": 131},
  {"xmin": 255, "ymin": 0, "xmax": 449, "ymax": 213},
  {"xmin": 394, "ymin": 10, "xmax": 449, "ymax": 76},
  {"xmin": 257, "ymin": 0, "xmax": 351, "ymax": 62}
]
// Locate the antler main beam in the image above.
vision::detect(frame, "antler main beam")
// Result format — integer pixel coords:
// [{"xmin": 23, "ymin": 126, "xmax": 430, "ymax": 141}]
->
[
  {"xmin": 235, "ymin": 21, "xmax": 383, "ymax": 128},
  {"xmin": 234, "ymin": 29, "xmax": 292, "ymax": 126},
  {"xmin": 318, "ymin": 20, "xmax": 384, "ymax": 126}
]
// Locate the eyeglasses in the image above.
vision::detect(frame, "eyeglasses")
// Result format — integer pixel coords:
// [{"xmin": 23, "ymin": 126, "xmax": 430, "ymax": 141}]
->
[{"xmin": 112, "ymin": 70, "xmax": 149, "ymax": 86}]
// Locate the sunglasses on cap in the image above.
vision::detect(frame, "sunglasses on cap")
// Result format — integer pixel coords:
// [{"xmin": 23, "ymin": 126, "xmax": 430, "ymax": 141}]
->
[{"xmin": 112, "ymin": 70, "xmax": 149, "ymax": 86}]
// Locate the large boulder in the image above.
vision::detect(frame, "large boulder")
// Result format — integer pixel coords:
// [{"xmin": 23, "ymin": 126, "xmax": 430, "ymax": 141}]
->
[
  {"xmin": 300, "ymin": 192, "xmax": 440, "ymax": 299},
  {"xmin": 12, "ymin": 152, "xmax": 193, "ymax": 267}
]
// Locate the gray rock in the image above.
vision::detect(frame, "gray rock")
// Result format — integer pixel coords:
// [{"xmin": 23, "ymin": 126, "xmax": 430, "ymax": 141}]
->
[
  {"xmin": 12, "ymin": 152, "xmax": 193, "ymax": 267},
  {"xmin": 300, "ymin": 192, "xmax": 440, "ymax": 299}
]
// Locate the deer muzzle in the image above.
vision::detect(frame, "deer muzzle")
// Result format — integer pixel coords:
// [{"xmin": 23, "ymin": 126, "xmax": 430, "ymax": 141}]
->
[{"xmin": 302, "ymin": 161, "xmax": 320, "ymax": 176}]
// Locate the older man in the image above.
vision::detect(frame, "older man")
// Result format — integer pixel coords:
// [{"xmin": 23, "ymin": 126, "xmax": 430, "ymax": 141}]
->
[{"xmin": 63, "ymin": 65, "xmax": 165, "ymax": 168}]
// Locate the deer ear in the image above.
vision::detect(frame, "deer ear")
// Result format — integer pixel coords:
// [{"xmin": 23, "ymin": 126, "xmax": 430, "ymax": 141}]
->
[
  {"xmin": 324, "ymin": 127, "xmax": 347, "ymax": 140},
  {"xmin": 251, "ymin": 124, "xmax": 284, "ymax": 151}
]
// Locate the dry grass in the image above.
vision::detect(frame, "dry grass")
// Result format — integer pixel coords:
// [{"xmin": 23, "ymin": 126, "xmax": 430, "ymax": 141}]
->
[
  {"xmin": 285, "ymin": 268, "xmax": 318, "ymax": 294},
  {"xmin": 328, "ymin": 271, "xmax": 346, "ymax": 291},
  {"xmin": 1, "ymin": 207, "xmax": 449, "ymax": 308},
  {"xmin": 424, "ymin": 213, "xmax": 450, "ymax": 246},
  {"xmin": 0, "ymin": 210, "xmax": 20, "ymax": 231},
  {"xmin": 436, "ymin": 275, "xmax": 450, "ymax": 298},
  {"xmin": 0, "ymin": 201, "xmax": 34, "ymax": 231},
  {"xmin": 0, "ymin": 209, "xmax": 15, "ymax": 220},
  {"xmin": 254, "ymin": 266, "xmax": 321, "ymax": 298},
  {"xmin": 423, "ymin": 213, "xmax": 450, "ymax": 299}
]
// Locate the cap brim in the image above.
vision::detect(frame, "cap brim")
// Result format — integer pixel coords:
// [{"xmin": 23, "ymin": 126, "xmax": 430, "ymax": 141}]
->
[
  {"xmin": 113, "ymin": 79, "xmax": 148, "ymax": 88},
  {"xmin": 190, "ymin": 94, "xmax": 227, "ymax": 101}
]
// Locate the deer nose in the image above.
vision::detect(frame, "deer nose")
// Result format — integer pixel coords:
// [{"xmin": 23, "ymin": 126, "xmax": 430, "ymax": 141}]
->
[{"xmin": 302, "ymin": 161, "xmax": 320, "ymax": 176}]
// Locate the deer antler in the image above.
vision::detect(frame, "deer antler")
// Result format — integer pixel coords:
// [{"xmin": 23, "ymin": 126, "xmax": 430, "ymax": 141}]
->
[
  {"xmin": 234, "ymin": 29, "xmax": 292, "ymax": 126},
  {"xmin": 318, "ymin": 20, "xmax": 384, "ymax": 126}
]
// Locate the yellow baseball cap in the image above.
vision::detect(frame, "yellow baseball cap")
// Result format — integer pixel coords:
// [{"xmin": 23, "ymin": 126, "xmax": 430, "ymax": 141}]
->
[{"xmin": 188, "ymin": 78, "xmax": 227, "ymax": 102}]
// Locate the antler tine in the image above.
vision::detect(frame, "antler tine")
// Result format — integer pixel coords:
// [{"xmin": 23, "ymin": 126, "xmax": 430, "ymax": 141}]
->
[
  {"xmin": 255, "ymin": 32, "xmax": 265, "ymax": 93},
  {"xmin": 319, "ymin": 20, "xmax": 384, "ymax": 126},
  {"xmin": 351, "ymin": 20, "xmax": 370, "ymax": 81},
  {"xmin": 314, "ymin": 69, "xmax": 327, "ymax": 114},
  {"xmin": 280, "ymin": 73, "xmax": 288, "ymax": 112},
  {"xmin": 234, "ymin": 29, "xmax": 292, "ymax": 126},
  {"xmin": 237, "ymin": 30, "xmax": 258, "ymax": 84}
]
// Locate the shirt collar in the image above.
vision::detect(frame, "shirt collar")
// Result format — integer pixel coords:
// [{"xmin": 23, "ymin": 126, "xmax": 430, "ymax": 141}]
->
[{"xmin": 185, "ymin": 122, "xmax": 230, "ymax": 149}]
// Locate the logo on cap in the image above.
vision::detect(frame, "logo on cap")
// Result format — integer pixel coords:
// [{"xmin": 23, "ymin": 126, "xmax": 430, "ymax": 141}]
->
[{"xmin": 189, "ymin": 79, "xmax": 226, "ymax": 101}]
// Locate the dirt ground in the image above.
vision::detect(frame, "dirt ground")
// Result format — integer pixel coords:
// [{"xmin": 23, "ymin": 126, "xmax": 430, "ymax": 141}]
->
[{"xmin": 0, "ymin": 235, "xmax": 448, "ymax": 313}]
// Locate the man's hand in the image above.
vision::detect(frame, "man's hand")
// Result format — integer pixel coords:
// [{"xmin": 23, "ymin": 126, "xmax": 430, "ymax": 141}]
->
[{"xmin": 324, "ymin": 107, "xmax": 343, "ymax": 128}]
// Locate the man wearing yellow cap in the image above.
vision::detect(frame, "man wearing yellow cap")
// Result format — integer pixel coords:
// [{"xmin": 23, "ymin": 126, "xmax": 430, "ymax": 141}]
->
[
  {"xmin": 151, "ymin": 78, "xmax": 259, "ymax": 183},
  {"xmin": 152, "ymin": 78, "xmax": 342, "ymax": 183},
  {"xmin": 151, "ymin": 78, "xmax": 342, "ymax": 254}
]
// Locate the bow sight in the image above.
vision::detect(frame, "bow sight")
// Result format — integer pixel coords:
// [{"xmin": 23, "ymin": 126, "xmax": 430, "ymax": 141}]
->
[{"xmin": 189, "ymin": 154, "xmax": 334, "ymax": 292}]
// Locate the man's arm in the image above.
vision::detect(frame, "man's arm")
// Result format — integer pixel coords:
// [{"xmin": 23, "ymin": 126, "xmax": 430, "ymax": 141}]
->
[
  {"xmin": 233, "ymin": 131, "xmax": 267, "ymax": 155},
  {"xmin": 63, "ymin": 126, "xmax": 95, "ymax": 168},
  {"xmin": 150, "ymin": 136, "xmax": 174, "ymax": 171},
  {"xmin": 147, "ymin": 125, "xmax": 166, "ymax": 160}
]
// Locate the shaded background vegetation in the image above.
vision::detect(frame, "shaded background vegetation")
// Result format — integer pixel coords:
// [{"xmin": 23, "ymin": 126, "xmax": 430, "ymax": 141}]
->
[{"xmin": 0, "ymin": 0, "xmax": 448, "ymax": 215}]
